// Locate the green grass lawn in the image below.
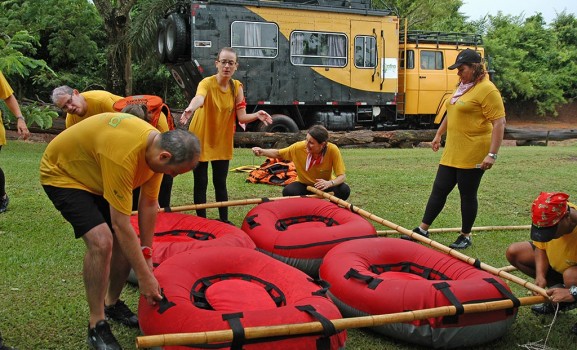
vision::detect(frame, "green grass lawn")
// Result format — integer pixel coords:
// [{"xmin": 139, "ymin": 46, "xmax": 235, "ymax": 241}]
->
[{"xmin": 1, "ymin": 140, "xmax": 577, "ymax": 349}]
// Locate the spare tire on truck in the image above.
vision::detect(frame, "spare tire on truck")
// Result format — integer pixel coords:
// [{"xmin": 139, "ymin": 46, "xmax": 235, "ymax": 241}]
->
[
  {"xmin": 165, "ymin": 13, "xmax": 188, "ymax": 62},
  {"xmin": 156, "ymin": 19, "xmax": 168, "ymax": 63}
]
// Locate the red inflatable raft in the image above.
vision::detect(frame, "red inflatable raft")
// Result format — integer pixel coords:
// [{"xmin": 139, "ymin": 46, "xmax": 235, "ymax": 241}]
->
[
  {"xmin": 241, "ymin": 197, "xmax": 376, "ymax": 276},
  {"xmin": 139, "ymin": 246, "xmax": 347, "ymax": 350},
  {"xmin": 130, "ymin": 212, "xmax": 256, "ymax": 267},
  {"xmin": 319, "ymin": 238, "xmax": 518, "ymax": 349}
]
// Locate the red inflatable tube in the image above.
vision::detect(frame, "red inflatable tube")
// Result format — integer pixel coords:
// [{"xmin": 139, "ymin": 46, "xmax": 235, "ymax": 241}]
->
[
  {"xmin": 130, "ymin": 212, "xmax": 256, "ymax": 267},
  {"xmin": 241, "ymin": 197, "xmax": 376, "ymax": 276},
  {"xmin": 139, "ymin": 246, "xmax": 347, "ymax": 350},
  {"xmin": 319, "ymin": 238, "xmax": 517, "ymax": 349}
]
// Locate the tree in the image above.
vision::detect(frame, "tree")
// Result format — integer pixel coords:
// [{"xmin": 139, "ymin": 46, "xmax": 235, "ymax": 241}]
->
[
  {"xmin": 0, "ymin": 31, "xmax": 58, "ymax": 129},
  {"xmin": 92, "ymin": 0, "xmax": 138, "ymax": 96}
]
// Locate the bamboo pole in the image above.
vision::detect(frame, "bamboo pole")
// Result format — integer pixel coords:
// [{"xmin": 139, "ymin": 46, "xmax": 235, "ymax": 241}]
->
[
  {"xmin": 305, "ymin": 186, "xmax": 547, "ymax": 297},
  {"xmin": 131, "ymin": 194, "xmax": 320, "ymax": 215},
  {"xmin": 498, "ymin": 265, "xmax": 518, "ymax": 272},
  {"xmin": 135, "ymin": 295, "xmax": 545, "ymax": 348},
  {"xmin": 377, "ymin": 225, "xmax": 531, "ymax": 236}
]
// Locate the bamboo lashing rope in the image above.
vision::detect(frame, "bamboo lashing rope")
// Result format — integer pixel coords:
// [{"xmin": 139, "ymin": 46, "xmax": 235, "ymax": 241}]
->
[
  {"xmin": 135, "ymin": 295, "xmax": 545, "ymax": 348},
  {"xmin": 378, "ymin": 225, "xmax": 531, "ymax": 236},
  {"xmin": 305, "ymin": 186, "xmax": 547, "ymax": 297},
  {"xmin": 130, "ymin": 194, "xmax": 320, "ymax": 215}
]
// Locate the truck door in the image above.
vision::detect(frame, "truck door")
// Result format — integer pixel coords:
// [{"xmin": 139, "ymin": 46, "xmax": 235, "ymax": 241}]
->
[
  {"xmin": 350, "ymin": 20, "xmax": 398, "ymax": 94},
  {"xmin": 415, "ymin": 49, "xmax": 447, "ymax": 114}
]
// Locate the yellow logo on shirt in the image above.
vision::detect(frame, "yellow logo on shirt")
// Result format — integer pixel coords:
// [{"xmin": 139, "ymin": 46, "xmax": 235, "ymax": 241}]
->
[{"xmin": 108, "ymin": 114, "xmax": 133, "ymax": 128}]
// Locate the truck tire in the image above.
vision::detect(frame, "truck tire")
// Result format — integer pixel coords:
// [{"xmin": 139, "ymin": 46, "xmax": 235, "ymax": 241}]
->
[
  {"xmin": 165, "ymin": 13, "xmax": 188, "ymax": 62},
  {"xmin": 157, "ymin": 19, "xmax": 168, "ymax": 63},
  {"xmin": 258, "ymin": 114, "xmax": 300, "ymax": 133}
]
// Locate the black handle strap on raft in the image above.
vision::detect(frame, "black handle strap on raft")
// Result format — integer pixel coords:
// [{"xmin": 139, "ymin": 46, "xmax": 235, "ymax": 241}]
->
[
  {"xmin": 344, "ymin": 268, "xmax": 383, "ymax": 290},
  {"xmin": 308, "ymin": 277, "xmax": 331, "ymax": 296},
  {"xmin": 295, "ymin": 305, "xmax": 337, "ymax": 350},
  {"xmin": 157, "ymin": 289, "xmax": 176, "ymax": 315},
  {"xmin": 161, "ymin": 205, "xmax": 172, "ymax": 213},
  {"xmin": 371, "ymin": 262, "xmax": 449, "ymax": 281},
  {"xmin": 261, "ymin": 197, "xmax": 271, "ymax": 202},
  {"xmin": 245, "ymin": 214, "xmax": 260, "ymax": 229},
  {"xmin": 222, "ymin": 312, "xmax": 245, "ymax": 350},
  {"xmin": 275, "ymin": 215, "xmax": 338, "ymax": 231},
  {"xmin": 484, "ymin": 277, "xmax": 521, "ymax": 312},
  {"xmin": 473, "ymin": 258, "xmax": 482, "ymax": 269},
  {"xmin": 433, "ymin": 282, "xmax": 463, "ymax": 324},
  {"xmin": 154, "ymin": 229, "xmax": 214, "ymax": 241}
]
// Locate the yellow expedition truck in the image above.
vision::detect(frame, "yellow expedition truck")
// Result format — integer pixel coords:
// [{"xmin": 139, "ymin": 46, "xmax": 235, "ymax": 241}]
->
[{"xmin": 158, "ymin": 0, "xmax": 485, "ymax": 131}]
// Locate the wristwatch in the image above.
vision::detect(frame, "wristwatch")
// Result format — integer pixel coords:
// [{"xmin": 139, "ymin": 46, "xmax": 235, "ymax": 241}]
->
[
  {"xmin": 570, "ymin": 285, "xmax": 577, "ymax": 301},
  {"xmin": 141, "ymin": 246, "xmax": 153, "ymax": 259},
  {"xmin": 488, "ymin": 153, "xmax": 498, "ymax": 160}
]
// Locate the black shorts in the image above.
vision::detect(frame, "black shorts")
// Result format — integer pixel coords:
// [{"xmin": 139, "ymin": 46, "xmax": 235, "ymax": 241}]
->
[
  {"xmin": 42, "ymin": 185, "xmax": 112, "ymax": 239},
  {"xmin": 530, "ymin": 241, "xmax": 565, "ymax": 286}
]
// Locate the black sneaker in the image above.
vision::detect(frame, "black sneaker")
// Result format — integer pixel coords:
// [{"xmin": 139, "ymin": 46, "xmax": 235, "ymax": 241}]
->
[
  {"xmin": 0, "ymin": 195, "xmax": 9, "ymax": 213},
  {"xmin": 0, "ymin": 334, "xmax": 17, "ymax": 350},
  {"xmin": 87, "ymin": 320, "xmax": 122, "ymax": 350},
  {"xmin": 401, "ymin": 227, "xmax": 429, "ymax": 241},
  {"xmin": 532, "ymin": 300, "xmax": 577, "ymax": 315},
  {"xmin": 104, "ymin": 300, "xmax": 138, "ymax": 328},
  {"xmin": 449, "ymin": 235, "xmax": 472, "ymax": 249}
]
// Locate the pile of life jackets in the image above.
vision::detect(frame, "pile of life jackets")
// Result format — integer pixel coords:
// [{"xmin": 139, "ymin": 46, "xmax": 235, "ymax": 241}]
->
[{"xmin": 247, "ymin": 158, "xmax": 297, "ymax": 186}]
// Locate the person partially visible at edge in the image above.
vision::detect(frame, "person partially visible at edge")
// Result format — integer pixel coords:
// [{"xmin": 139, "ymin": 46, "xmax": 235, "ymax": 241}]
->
[
  {"xmin": 251, "ymin": 124, "xmax": 351, "ymax": 200},
  {"xmin": 179, "ymin": 47, "xmax": 272, "ymax": 224},
  {"xmin": 51, "ymin": 86, "xmax": 174, "ymax": 209},
  {"xmin": 408, "ymin": 48, "xmax": 506, "ymax": 249},
  {"xmin": 0, "ymin": 71, "xmax": 30, "ymax": 214},
  {"xmin": 39, "ymin": 112, "xmax": 200, "ymax": 350},
  {"xmin": 506, "ymin": 192, "xmax": 577, "ymax": 334}
]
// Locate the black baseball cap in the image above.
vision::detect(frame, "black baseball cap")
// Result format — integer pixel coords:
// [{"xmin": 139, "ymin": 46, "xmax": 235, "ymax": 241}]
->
[{"xmin": 448, "ymin": 49, "xmax": 482, "ymax": 70}]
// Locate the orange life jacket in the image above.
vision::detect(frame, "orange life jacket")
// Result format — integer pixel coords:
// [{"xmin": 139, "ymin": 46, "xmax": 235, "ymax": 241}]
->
[
  {"xmin": 247, "ymin": 158, "xmax": 297, "ymax": 186},
  {"xmin": 113, "ymin": 95, "xmax": 175, "ymax": 130}
]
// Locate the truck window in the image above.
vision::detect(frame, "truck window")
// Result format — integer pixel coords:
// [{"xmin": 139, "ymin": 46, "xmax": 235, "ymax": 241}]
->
[
  {"xmin": 290, "ymin": 31, "xmax": 347, "ymax": 67},
  {"xmin": 420, "ymin": 50, "xmax": 443, "ymax": 70},
  {"xmin": 400, "ymin": 50, "xmax": 415, "ymax": 69},
  {"xmin": 354, "ymin": 36, "xmax": 377, "ymax": 68},
  {"xmin": 231, "ymin": 21, "xmax": 278, "ymax": 58}
]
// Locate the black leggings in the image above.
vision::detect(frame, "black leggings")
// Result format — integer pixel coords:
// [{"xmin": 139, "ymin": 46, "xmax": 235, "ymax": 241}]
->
[
  {"xmin": 193, "ymin": 160, "xmax": 230, "ymax": 220},
  {"xmin": 0, "ymin": 146, "xmax": 4, "ymax": 197},
  {"xmin": 282, "ymin": 181, "xmax": 351, "ymax": 201},
  {"xmin": 132, "ymin": 174, "xmax": 174, "ymax": 211},
  {"xmin": 421, "ymin": 164, "xmax": 484, "ymax": 234}
]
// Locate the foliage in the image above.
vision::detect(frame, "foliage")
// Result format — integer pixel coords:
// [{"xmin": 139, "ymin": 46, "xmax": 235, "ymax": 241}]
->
[
  {"xmin": 483, "ymin": 13, "xmax": 575, "ymax": 115},
  {"xmin": 0, "ymin": 31, "xmax": 58, "ymax": 129},
  {"xmin": 2, "ymin": 142, "xmax": 577, "ymax": 349}
]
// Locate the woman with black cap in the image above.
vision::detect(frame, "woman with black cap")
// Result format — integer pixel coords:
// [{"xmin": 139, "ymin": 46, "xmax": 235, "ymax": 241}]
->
[{"xmin": 407, "ymin": 48, "xmax": 506, "ymax": 249}]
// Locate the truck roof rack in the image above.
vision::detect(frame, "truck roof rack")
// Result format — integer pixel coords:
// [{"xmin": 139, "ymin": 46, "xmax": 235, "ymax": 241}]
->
[{"xmin": 401, "ymin": 30, "xmax": 483, "ymax": 47}]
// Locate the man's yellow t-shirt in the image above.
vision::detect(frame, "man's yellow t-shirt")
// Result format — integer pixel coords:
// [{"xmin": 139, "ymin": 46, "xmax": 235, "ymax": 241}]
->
[
  {"xmin": 0, "ymin": 71, "xmax": 15, "ymax": 145},
  {"xmin": 278, "ymin": 141, "xmax": 346, "ymax": 185},
  {"xmin": 40, "ymin": 113, "xmax": 162, "ymax": 215},
  {"xmin": 440, "ymin": 76, "xmax": 506, "ymax": 169},
  {"xmin": 534, "ymin": 202, "xmax": 577, "ymax": 274},
  {"xmin": 188, "ymin": 76, "xmax": 241, "ymax": 162},
  {"xmin": 65, "ymin": 90, "xmax": 123, "ymax": 128}
]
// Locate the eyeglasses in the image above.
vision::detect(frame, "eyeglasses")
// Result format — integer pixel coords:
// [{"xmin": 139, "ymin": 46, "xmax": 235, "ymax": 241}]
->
[
  {"xmin": 58, "ymin": 95, "xmax": 74, "ymax": 111},
  {"xmin": 217, "ymin": 59, "xmax": 237, "ymax": 66}
]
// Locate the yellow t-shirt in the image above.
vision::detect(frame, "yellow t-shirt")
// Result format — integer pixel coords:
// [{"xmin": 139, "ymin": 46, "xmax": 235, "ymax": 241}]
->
[
  {"xmin": 278, "ymin": 141, "xmax": 346, "ymax": 185},
  {"xmin": 40, "ymin": 113, "xmax": 162, "ymax": 215},
  {"xmin": 65, "ymin": 90, "xmax": 123, "ymax": 128},
  {"xmin": 0, "ymin": 71, "xmax": 15, "ymax": 145},
  {"xmin": 534, "ymin": 202, "xmax": 577, "ymax": 274},
  {"xmin": 440, "ymin": 76, "xmax": 506, "ymax": 168},
  {"xmin": 188, "ymin": 76, "xmax": 241, "ymax": 162}
]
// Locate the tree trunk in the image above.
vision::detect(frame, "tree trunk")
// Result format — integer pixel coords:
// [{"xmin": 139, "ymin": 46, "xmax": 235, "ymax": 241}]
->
[{"xmin": 92, "ymin": 0, "xmax": 138, "ymax": 96}]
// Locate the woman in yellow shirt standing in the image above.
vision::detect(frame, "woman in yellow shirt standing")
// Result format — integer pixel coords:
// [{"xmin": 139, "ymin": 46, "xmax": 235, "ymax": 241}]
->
[
  {"xmin": 0, "ymin": 71, "xmax": 30, "ymax": 214},
  {"xmin": 180, "ymin": 47, "xmax": 272, "ymax": 223},
  {"xmin": 408, "ymin": 49, "xmax": 506, "ymax": 249}
]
